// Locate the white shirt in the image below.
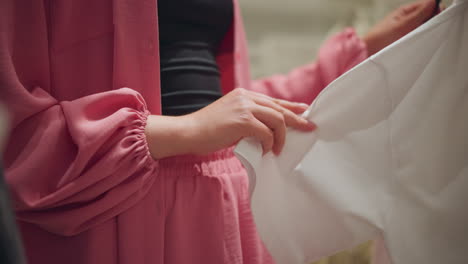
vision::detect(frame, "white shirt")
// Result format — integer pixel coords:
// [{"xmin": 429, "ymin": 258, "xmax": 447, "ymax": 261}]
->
[{"xmin": 235, "ymin": 1, "xmax": 468, "ymax": 263}]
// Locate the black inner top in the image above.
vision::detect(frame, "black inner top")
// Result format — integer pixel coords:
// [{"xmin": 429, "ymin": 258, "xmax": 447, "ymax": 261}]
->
[{"xmin": 158, "ymin": 0, "xmax": 234, "ymax": 116}]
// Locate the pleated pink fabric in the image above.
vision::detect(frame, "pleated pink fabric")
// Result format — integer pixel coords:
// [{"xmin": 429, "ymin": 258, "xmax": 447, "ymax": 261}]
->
[{"xmin": 0, "ymin": 0, "xmax": 368, "ymax": 263}]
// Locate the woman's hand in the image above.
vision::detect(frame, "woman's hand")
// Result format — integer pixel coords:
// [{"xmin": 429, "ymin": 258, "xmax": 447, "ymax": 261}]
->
[
  {"xmin": 145, "ymin": 88, "xmax": 316, "ymax": 159},
  {"xmin": 363, "ymin": 0, "xmax": 443, "ymax": 56}
]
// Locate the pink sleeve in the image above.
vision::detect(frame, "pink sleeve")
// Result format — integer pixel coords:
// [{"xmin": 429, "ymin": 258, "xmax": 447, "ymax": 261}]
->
[
  {"xmin": 3, "ymin": 86, "xmax": 158, "ymax": 236},
  {"xmin": 0, "ymin": 0, "xmax": 158, "ymax": 236},
  {"xmin": 251, "ymin": 28, "xmax": 368, "ymax": 104}
]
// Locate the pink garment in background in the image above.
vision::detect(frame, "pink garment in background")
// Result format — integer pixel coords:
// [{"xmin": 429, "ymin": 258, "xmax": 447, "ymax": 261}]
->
[{"xmin": 0, "ymin": 0, "xmax": 367, "ymax": 263}]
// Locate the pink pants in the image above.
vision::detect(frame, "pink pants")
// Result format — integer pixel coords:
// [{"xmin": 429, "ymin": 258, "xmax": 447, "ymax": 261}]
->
[
  {"xmin": 19, "ymin": 148, "xmax": 274, "ymax": 264},
  {"xmin": 157, "ymin": 148, "xmax": 274, "ymax": 263}
]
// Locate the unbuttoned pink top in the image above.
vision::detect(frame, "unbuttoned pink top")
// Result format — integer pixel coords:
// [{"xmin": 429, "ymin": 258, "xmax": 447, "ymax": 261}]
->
[{"xmin": 0, "ymin": 0, "xmax": 367, "ymax": 263}]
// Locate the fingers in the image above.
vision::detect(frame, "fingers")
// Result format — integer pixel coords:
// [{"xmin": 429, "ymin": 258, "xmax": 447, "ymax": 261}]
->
[
  {"xmin": 392, "ymin": 0, "xmax": 436, "ymax": 37},
  {"xmin": 401, "ymin": 2, "xmax": 421, "ymax": 15},
  {"xmin": 251, "ymin": 105, "xmax": 287, "ymax": 154},
  {"xmin": 250, "ymin": 101, "xmax": 316, "ymax": 155},
  {"xmin": 418, "ymin": 0, "xmax": 437, "ymax": 20},
  {"xmin": 252, "ymin": 96, "xmax": 316, "ymax": 131},
  {"xmin": 407, "ymin": 0, "xmax": 437, "ymax": 24},
  {"xmin": 269, "ymin": 98, "xmax": 309, "ymax": 114},
  {"xmin": 272, "ymin": 99, "xmax": 309, "ymax": 114},
  {"xmin": 248, "ymin": 91, "xmax": 316, "ymax": 154},
  {"xmin": 236, "ymin": 89, "xmax": 316, "ymax": 155},
  {"xmin": 251, "ymin": 92, "xmax": 309, "ymax": 114},
  {"xmin": 247, "ymin": 118, "xmax": 274, "ymax": 155}
]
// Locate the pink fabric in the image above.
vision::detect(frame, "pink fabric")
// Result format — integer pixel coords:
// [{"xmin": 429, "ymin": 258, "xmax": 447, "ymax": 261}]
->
[
  {"xmin": 158, "ymin": 149, "xmax": 273, "ymax": 263},
  {"xmin": 20, "ymin": 149, "xmax": 273, "ymax": 264},
  {"xmin": 251, "ymin": 28, "xmax": 368, "ymax": 104},
  {"xmin": 0, "ymin": 0, "xmax": 367, "ymax": 263}
]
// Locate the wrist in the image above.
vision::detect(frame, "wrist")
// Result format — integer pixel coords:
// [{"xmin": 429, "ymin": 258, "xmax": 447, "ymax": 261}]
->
[
  {"xmin": 144, "ymin": 115, "xmax": 198, "ymax": 159},
  {"xmin": 362, "ymin": 32, "xmax": 380, "ymax": 56}
]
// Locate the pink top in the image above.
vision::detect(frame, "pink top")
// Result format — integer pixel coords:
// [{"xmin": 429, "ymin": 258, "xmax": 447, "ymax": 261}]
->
[{"xmin": 0, "ymin": 0, "xmax": 367, "ymax": 263}]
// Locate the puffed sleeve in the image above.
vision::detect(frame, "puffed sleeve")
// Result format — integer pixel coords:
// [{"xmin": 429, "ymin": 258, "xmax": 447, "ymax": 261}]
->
[{"xmin": 1, "ymin": 1, "xmax": 158, "ymax": 236}]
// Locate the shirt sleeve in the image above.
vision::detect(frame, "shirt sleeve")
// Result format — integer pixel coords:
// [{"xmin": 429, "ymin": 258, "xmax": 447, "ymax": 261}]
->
[
  {"xmin": 3, "ymin": 86, "xmax": 158, "ymax": 236},
  {"xmin": 1, "ymin": 2, "xmax": 158, "ymax": 236},
  {"xmin": 250, "ymin": 28, "xmax": 368, "ymax": 104}
]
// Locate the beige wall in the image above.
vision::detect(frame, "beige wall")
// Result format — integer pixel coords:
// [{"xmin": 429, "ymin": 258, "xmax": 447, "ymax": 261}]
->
[{"xmin": 240, "ymin": 0, "xmax": 451, "ymax": 78}]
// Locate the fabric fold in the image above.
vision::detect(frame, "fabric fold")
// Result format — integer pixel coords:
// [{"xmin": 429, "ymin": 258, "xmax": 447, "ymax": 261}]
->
[{"xmin": 235, "ymin": 1, "xmax": 468, "ymax": 263}]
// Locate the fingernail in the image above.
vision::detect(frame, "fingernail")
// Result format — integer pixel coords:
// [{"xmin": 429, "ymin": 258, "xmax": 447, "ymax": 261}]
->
[
  {"xmin": 306, "ymin": 120, "xmax": 317, "ymax": 130},
  {"xmin": 299, "ymin": 103, "xmax": 309, "ymax": 108},
  {"xmin": 273, "ymin": 147, "xmax": 281, "ymax": 156}
]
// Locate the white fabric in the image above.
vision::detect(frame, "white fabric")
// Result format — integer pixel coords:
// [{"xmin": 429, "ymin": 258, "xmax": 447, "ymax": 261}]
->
[{"xmin": 235, "ymin": 1, "xmax": 468, "ymax": 263}]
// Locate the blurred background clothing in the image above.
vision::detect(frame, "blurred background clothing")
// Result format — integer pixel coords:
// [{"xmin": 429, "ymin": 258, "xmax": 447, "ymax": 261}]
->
[
  {"xmin": 0, "ymin": 163, "xmax": 25, "ymax": 264},
  {"xmin": 0, "ymin": 105, "xmax": 26, "ymax": 264},
  {"xmin": 239, "ymin": 0, "xmax": 450, "ymax": 263},
  {"xmin": 240, "ymin": 0, "xmax": 452, "ymax": 79}
]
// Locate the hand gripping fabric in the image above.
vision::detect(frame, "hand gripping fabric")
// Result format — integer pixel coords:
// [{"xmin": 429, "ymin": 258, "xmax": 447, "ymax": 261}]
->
[{"xmin": 235, "ymin": 1, "xmax": 468, "ymax": 263}]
